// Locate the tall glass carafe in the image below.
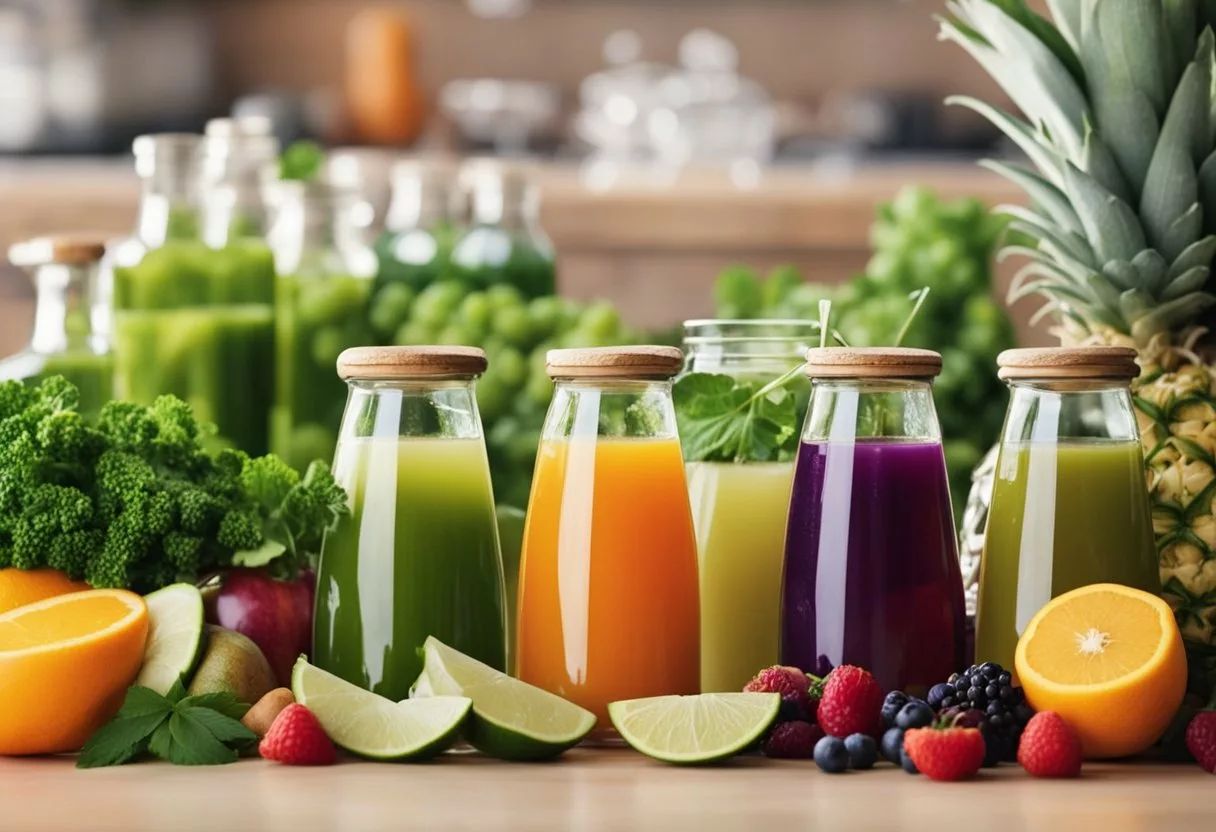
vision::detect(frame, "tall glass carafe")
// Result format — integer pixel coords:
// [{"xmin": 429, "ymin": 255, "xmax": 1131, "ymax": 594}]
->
[
  {"xmin": 108, "ymin": 132, "xmax": 276, "ymax": 454},
  {"xmin": 314, "ymin": 346, "xmax": 507, "ymax": 701},
  {"xmin": 450, "ymin": 160, "xmax": 555, "ymax": 298},
  {"xmin": 516, "ymin": 347, "xmax": 700, "ymax": 734},
  {"xmin": 2, "ymin": 235, "xmax": 113, "ymax": 417},
  {"xmin": 269, "ymin": 179, "xmax": 377, "ymax": 471},
  {"xmin": 782, "ymin": 348, "xmax": 966, "ymax": 695},
  {"xmin": 681, "ymin": 319, "xmax": 814, "ymax": 692},
  {"xmin": 976, "ymin": 347, "xmax": 1159, "ymax": 669}
]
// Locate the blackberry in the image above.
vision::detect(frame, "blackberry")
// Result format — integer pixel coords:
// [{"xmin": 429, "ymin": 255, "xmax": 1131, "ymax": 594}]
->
[
  {"xmin": 777, "ymin": 697, "xmax": 810, "ymax": 724},
  {"xmin": 881, "ymin": 691, "xmax": 910, "ymax": 729},
  {"xmin": 931, "ymin": 663, "xmax": 1034, "ymax": 763}
]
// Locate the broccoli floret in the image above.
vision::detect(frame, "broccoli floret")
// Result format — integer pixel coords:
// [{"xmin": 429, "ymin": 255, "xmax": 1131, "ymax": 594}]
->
[{"xmin": 217, "ymin": 510, "xmax": 263, "ymax": 552}]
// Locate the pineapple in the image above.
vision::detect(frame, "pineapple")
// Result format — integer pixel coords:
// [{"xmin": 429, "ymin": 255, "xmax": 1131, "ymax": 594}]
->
[{"xmin": 941, "ymin": 0, "xmax": 1216, "ymax": 681}]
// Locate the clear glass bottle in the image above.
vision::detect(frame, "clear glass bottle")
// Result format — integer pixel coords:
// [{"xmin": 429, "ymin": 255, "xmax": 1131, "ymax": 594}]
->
[
  {"xmin": 269, "ymin": 179, "xmax": 378, "ymax": 471},
  {"xmin": 2, "ymin": 235, "xmax": 113, "ymax": 417},
  {"xmin": 450, "ymin": 160, "xmax": 555, "ymax": 299},
  {"xmin": 516, "ymin": 347, "xmax": 700, "ymax": 735},
  {"xmin": 314, "ymin": 346, "xmax": 507, "ymax": 701},
  {"xmin": 680, "ymin": 319, "xmax": 815, "ymax": 693},
  {"xmin": 372, "ymin": 160, "xmax": 458, "ymax": 299},
  {"xmin": 976, "ymin": 347, "xmax": 1159, "ymax": 669},
  {"xmin": 108, "ymin": 132, "xmax": 276, "ymax": 454},
  {"xmin": 781, "ymin": 348, "xmax": 966, "ymax": 695}
]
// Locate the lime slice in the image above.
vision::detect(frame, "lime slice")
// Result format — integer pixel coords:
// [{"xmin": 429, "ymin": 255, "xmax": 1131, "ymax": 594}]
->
[
  {"xmin": 136, "ymin": 583, "xmax": 206, "ymax": 696},
  {"xmin": 608, "ymin": 693, "xmax": 780, "ymax": 765},
  {"xmin": 412, "ymin": 636, "xmax": 596, "ymax": 761},
  {"xmin": 292, "ymin": 658, "xmax": 471, "ymax": 761}
]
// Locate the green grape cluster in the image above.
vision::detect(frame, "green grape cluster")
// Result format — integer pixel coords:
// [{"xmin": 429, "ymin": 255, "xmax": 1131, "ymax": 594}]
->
[
  {"xmin": 712, "ymin": 186, "xmax": 1016, "ymax": 525},
  {"xmin": 366, "ymin": 279, "xmax": 636, "ymax": 509}
]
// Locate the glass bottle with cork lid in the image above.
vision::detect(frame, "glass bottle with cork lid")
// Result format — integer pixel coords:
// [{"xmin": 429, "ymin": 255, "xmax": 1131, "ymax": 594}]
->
[
  {"xmin": 781, "ymin": 347, "xmax": 966, "ymax": 695},
  {"xmin": 268, "ymin": 176, "xmax": 378, "ymax": 471},
  {"xmin": 975, "ymin": 347, "xmax": 1159, "ymax": 670},
  {"xmin": 2, "ymin": 235, "xmax": 113, "ymax": 417},
  {"xmin": 680, "ymin": 319, "xmax": 816, "ymax": 693},
  {"xmin": 516, "ymin": 346, "xmax": 700, "ymax": 737},
  {"xmin": 313, "ymin": 346, "xmax": 508, "ymax": 702},
  {"xmin": 373, "ymin": 159, "xmax": 459, "ymax": 302}
]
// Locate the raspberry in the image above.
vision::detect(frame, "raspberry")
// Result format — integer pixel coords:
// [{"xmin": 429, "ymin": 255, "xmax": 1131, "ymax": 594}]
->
[
  {"xmin": 745, "ymin": 666, "xmax": 814, "ymax": 721},
  {"xmin": 259, "ymin": 704, "xmax": 337, "ymax": 766},
  {"xmin": 1187, "ymin": 711, "xmax": 1216, "ymax": 774},
  {"xmin": 762, "ymin": 721, "xmax": 824, "ymax": 759},
  {"xmin": 903, "ymin": 726, "xmax": 986, "ymax": 782},
  {"xmin": 1017, "ymin": 712, "xmax": 1083, "ymax": 778},
  {"xmin": 816, "ymin": 665, "xmax": 883, "ymax": 738}
]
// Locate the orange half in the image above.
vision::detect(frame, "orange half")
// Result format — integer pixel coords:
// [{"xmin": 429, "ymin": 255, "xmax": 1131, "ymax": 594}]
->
[
  {"xmin": 1014, "ymin": 583, "xmax": 1186, "ymax": 759},
  {"xmin": 0, "ymin": 568, "xmax": 91, "ymax": 616},
  {"xmin": 0, "ymin": 590, "xmax": 148, "ymax": 756}
]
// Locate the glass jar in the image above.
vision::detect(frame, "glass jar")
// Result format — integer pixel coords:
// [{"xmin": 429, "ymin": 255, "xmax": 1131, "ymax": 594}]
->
[
  {"xmin": 450, "ymin": 160, "xmax": 555, "ymax": 299},
  {"xmin": 680, "ymin": 319, "xmax": 815, "ymax": 693},
  {"xmin": 108, "ymin": 133, "xmax": 276, "ymax": 455},
  {"xmin": 314, "ymin": 346, "xmax": 508, "ymax": 701},
  {"xmin": 2, "ymin": 235, "xmax": 113, "ymax": 417},
  {"xmin": 975, "ymin": 347, "xmax": 1159, "ymax": 669},
  {"xmin": 782, "ymin": 348, "xmax": 966, "ymax": 695},
  {"xmin": 269, "ymin": 179, "xmax": 378, "ymax": 471},
  {"xmin": 516, "ymin": 347, "xmax": 700, "ymax": 734}
]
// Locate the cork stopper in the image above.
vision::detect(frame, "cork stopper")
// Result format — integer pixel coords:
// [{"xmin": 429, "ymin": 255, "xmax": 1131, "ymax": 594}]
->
[
  {"xmin": 804, "ymin": 347, "xmax": 943, "ymax": 379},
  {"xmin": 546, "ymin": 346, "xmax": 684, "ymax": 380},
  {"xmin": 997, "ymin": 347, "xmax": 1139, "ymax": 381},
  {"xmin": 8, "ymin": 235, "xmax": 108, "ymax": 268},
  {"xmin": 336, "ymin": 346, "xmax": 488, "ymax": 380}
]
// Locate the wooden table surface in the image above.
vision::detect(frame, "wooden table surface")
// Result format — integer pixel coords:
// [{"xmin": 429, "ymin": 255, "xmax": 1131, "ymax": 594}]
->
[{"xmin": 1, "ymin": 751, "xmax": 1210, "ymax": 831}]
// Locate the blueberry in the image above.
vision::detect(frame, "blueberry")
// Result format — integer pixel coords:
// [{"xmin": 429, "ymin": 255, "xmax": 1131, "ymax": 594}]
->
[
  {"xmin": 814, "ymin": 736, "xmax": 850, "ymax": 774},
  {"xmin": 926, "ymin": 683, "xmax": 952, "ymax": 709},
  {"xmin": 900, "ymin": 747, "xmax": 920, "ymax": 774},
  {"xmin": 881, "ymin": 691, "xmax": 910, "ymax": 729},
  {"xmin": 895, "ymin": 701, "xmax": 934, "ymax": 729},
  {"xmin": 844, "ymin": 733, "xmax": 878, "ymax": 770},
  {"xmin": 881, "ymin": 728, "xmax": 905, "ymax": 764}
]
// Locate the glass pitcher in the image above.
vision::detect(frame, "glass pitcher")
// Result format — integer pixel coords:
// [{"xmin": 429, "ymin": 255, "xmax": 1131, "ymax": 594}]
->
[
  {"xmin": 681, "ymin": 319, "xmax": 815, "ymax": 693},
  {"xmin": 782, "ymin": 347, "xmax": 966, "ymax": 695},
  {"xmin": 2, "ymin": 235, "xmax": 113, "ymax": 417},
  {"xmin": 313, "ymin": 346, "xmax": 507, "ymax": 701},
  {"xmin": 975, "ymin": 347, "xmax": 1159, "ymax": 669},
  {"xmin": 516, "ymin": 346, "xmax": 700, "ymax": 733},
  {"xmin": 269, "ymin": 179, "xmax": 378, "ymax": 471},
  {"xmin": 108, "ymin": 132, "xmax": 276, "ymax": 455}
]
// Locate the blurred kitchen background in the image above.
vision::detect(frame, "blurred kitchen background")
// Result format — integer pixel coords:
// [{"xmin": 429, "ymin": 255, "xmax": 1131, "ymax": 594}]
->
[{"xmin": 0, "ymin": 0, "xmax": 1044, "ymax": 352}]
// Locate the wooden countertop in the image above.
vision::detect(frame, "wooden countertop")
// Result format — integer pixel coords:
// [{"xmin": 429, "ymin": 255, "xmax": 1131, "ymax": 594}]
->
[{"xmin": 0, "ymin": 752, "xmax": 1208, "ymax": 831}]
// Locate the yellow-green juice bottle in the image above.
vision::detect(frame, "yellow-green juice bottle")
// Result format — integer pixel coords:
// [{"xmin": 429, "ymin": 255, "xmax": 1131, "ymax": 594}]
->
[{"xmin": 976, "ymin": 347, "xmax": 1160, "ymax": 669}]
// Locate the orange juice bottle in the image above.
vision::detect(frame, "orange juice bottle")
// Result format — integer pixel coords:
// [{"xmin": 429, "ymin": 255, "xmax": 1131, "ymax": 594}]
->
[{"xmin": 516, "ymin": 346, "xmax": 701, "ymax": 735}]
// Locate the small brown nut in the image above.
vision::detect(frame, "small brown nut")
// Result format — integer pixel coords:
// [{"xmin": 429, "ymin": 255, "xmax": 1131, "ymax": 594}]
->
[{"xmin": 242, "ymin": 687, "xmax": 296, "ymax": 737}]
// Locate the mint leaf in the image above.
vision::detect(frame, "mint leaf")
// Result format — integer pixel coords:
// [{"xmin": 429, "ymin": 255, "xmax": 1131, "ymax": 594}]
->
[
  {"xmin": 152, "ymin": 712, "xmax": 239, "ymax": 766},
  {"xmin": 673, "ymin": 373, "xmax": 800, "ymax": 463},
  {"xmin": 178, "ymin": 707, "xmax": 257, "ymax": 747},
  {"xmin": 179, "ymin": 692, "xmax": 251, "ymax": 721},
  {"xmin": 165, "ymin": 677, "xmax": 189, "ymax": 705},
  {"xmin": 76, "ymin": 686, "xmax": 175, "ymax": 769}
]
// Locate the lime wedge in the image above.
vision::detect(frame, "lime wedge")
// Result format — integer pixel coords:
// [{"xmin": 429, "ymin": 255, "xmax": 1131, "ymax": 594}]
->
[
  {"xmin": 608, "ymin": 693, "xmax": 780, "ymax": 765},
  {"xmin": 136, "ymin": 583, "xmax": 206, "ymax": 695},
  {"xmin": 292, "ymin": 658, "xmax": 471, "ymax": 761},
  {"xmin": 412, "ymin": 636, "xmax": 596, "ymax": 761}
]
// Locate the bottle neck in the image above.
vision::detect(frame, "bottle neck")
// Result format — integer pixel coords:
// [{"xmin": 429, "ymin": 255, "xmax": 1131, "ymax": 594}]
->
[
  {"xmin": 468, "ymin": 183, "xmax": 536, "ymax": 231},
  {"xmin": 137, "ymin": 174, "xmax": 199, "ymax": 248},
  {"xmin": 803, "ymin": 378, "xmax": 941, "ymax": 443},
  {"xmin": 30, "ymin": 264, "xmax": 105, "ymax": 354},
  {"xmin": 271, "ymin": 190, "xmax": 372, "ymax": 276},
  {"xmin": 385, "ymin": 176, "xmax": 451, "ymax": 232},
  {"xmin": 1002, "ymin": 379, "xmax": 1139, "ymax": 444},
  {"xmin": 545, "ymin": 378, "xmax": 678, "ymax": 440}
]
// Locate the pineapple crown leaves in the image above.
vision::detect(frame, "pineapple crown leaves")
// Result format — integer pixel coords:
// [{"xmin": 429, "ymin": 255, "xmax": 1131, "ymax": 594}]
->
[{"xmin": 940, "ymin": 0, "xmax": 1216, "ymax": 342}]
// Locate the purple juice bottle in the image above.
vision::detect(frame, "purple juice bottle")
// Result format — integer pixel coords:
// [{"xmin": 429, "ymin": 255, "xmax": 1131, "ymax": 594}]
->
[{"xmin": 780, "ymin": 348, "xmax": 967, "ymax": 695}]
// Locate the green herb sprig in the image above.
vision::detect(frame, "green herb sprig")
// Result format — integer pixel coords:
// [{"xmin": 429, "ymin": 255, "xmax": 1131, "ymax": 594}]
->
[{"xmin": 77, "ymin": 681, "xmax": 256, "ymax": 769}]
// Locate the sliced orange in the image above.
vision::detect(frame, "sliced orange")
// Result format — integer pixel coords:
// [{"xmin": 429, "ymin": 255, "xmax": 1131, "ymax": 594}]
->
[
  {"xmin": 0, "ymin": 589, "xmax": 148, "ymax": 756},
  {"xmin": 0, "ymin": 568, "xmax": 91, "ymax": 616},
  {"xmin": 1014, "ymin": 583, "xmax": 1186, "ymax": 759}
]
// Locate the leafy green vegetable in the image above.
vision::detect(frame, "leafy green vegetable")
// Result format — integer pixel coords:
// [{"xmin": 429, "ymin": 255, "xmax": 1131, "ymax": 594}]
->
[
  {"xmin": 674, "ymin": 371, "xmax": 801, "ymax": 464},
  {"xmin": 278, "ymin": 141, "xmax": 325, "ymax": 182},
  {"xmin": 77, "ymin": 681, "xmax": 255, "ymax": 769},
  {"xmin": 0, "ymin": 376, "xmax": 348, "ymax": 593}
]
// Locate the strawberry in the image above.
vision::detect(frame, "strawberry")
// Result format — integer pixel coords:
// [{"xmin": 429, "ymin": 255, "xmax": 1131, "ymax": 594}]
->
[
  {"xmin": 259, "ymin": 704, "xmax": 337, "ymax": 766},
  {"xmin": 762, "ymin": 721, "xmax": 824, "ymax": 759},
  {"xmin": 1185, "ymin": 711, "xmax": 1216, "ymax": 774},
  {"xmin": 816, "ymin": 665, "xmax": 883, "ymax": 738},
  {"xmin": 745, "ymin": 666, "xmax": 817, "ymax": 721},
  {"xmin": 1017, "ymin": 712, "xmax": 1082, "ymax": 778},
  {"xmin": 903, "ymin": 725, "xmax": 986, "ymax": 782}
]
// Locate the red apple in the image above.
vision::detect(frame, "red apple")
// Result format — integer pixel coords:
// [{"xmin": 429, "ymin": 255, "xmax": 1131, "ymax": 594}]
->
[{"xmin": 211, "ymin": 568, "xmax": 315, "ymax": 687}]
